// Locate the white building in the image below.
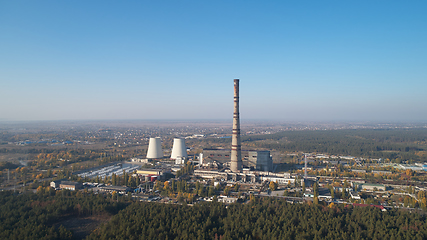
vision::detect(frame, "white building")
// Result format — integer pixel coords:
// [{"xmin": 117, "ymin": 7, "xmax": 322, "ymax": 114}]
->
[{"xmin": 218, "ymin": 196, "xmax": 238, "ymax": 204}]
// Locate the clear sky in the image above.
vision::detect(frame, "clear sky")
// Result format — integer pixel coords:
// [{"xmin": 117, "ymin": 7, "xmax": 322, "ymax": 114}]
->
[{"xmin": 1, "ymin": 1, "xmax": 426, "ymax": 122}]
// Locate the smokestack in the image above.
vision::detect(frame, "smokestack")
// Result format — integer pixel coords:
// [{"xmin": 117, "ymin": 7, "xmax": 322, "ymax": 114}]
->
[{"xmin": 230, "ymin": 79, "xmax": 242, "ymax": 172}]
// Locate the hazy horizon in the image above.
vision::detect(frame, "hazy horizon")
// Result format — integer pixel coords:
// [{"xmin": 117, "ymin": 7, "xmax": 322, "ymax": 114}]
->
[{"xmin": 1, "ymin": 118, "xmax": 426, "ymax": 125}]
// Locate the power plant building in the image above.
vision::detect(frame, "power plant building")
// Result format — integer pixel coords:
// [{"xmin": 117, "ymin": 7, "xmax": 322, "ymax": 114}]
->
[
  {"xmin": 203, "ymin": 149, "xmax": 273, "ymax": 172},
  {"xmin": 249, "ymin": 151, "xmax": 273, "ymax": 172}
]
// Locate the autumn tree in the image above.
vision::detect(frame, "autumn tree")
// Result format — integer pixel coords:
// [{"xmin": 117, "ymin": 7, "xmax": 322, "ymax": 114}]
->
[{"xmin": 269, "ymin": 181, "xmax": 278, "ymax": 191}]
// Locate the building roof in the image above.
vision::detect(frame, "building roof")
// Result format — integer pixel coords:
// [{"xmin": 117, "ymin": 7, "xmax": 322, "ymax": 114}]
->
[
  {"xmin": 60, "ymin": 181, "xmax": 81, "ymax": 185},
  {"xmin": 99, "ymin": 185, "xmax": 130, "ymax": 191}
]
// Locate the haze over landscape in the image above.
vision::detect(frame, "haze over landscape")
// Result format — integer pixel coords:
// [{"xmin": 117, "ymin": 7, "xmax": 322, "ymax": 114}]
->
[{"xmin": 1, "ymin": 1, "xmax": 426, "ymax": 122}]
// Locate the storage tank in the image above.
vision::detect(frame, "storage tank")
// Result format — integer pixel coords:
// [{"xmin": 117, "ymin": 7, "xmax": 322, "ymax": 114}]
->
[
  {"xmin": 146, "ymin": 137, "xmax": 163, "ymax": 159},
  {"xmin": 171, "ymin": 138, "xmax": 187, "ymax": 160}
]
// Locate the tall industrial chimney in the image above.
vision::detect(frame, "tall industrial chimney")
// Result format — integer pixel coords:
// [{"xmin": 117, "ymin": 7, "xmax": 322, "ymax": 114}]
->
[{"xmin": 230, "ymin": 79, "xmax": 242, "ymax": 172}]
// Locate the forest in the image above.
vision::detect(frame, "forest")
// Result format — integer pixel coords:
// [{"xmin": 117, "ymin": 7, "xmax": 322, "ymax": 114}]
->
[
  {"xmin": 240, "ymin": 128, "xmax": 427, "ymax": 162},
  {"xmin": 0, "ymin": 189, "xmax": 127, "ymax": 239},
  {"xmin": 88, "ymin": 197, "xmax": 427, "ymax": 240},
  {"xmin": 1, "ymin": 189, "xmax": 427, "ymax": 240}
]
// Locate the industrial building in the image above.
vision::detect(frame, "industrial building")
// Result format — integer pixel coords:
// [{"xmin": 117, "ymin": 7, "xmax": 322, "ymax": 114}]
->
[
  {"xmin": 218, "ymin": 196, "xmax": 238, "ymax": 204},
  {"xmin": 202, "ymin": 149, "xmax": 273, "ymax": 172},
  {"xmin": 136, "ymin": 169, "xmax": 163, "ymax": 176},
  {"xmin": 193, "ymin": 169, "xmax": 293, "ymax": 184},
  {"xmin": 130, "ymin": 157, "xmax": 149, "ymax": 163},
  {"xmin": 59, "ymin": 181, "xmax": 82, "ymax": 190},
  {"xmin": 259, "ymin": 176, "xmax": 295, "ymax": 185},
  {"xmin": 50, "ymin": 179, "xmax": 63, "ymax": 188},
  {"xmin": 353, "ymin": 183, "xmax": 386, "ymax": 191},
  {"xmin": 136, "ymin": 168, "xmax": 170, "ymax": 182},
  {"xmin": 98, "ymin": 185, "xmax": 131, "ymax": 194},
  {"xmin": 248, "ymin": 151, "xmax": 273, "ymax": 172}
]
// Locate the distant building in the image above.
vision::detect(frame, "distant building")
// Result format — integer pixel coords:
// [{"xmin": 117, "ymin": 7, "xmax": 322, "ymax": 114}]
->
[
  {"xmin": 350, "ymin": 191, "xmax": 361, "ymax": 200},
  {"xmin": 203, "ymin": 149, "xmax": 273, "ymax": 172},
  {"xmin": 130, "ymin": 157, "xmax": 149, "ymax": 163},
  {"xmin": 194, "ymin": 170, "xmax": 229, "ymax": 180},
  {"xmin": 175, "ymin": 156, "xmax": 186, "ymax": 165},
  {"xmin": 136, "ymin": 169, "xmax": 163, "ymax": 175},
  {"xmin": 50, "ymin": 180, "xmax": 62, "ymax": 188},
  {"xmin": 194, "ymin": 170, "xmax": 290, "ymax": 184},
  {"xmin": 371, "ymin": 170, "xmax": 392, "ymax": 175},
  {"xmin": 203, "ymin": 149, "xmax": 230, "ymax": 162},
  {"xmin": 397, "ymin": 164, "xmax": 425, "ymax": 172},
  {"xmin": 218, "ymin": 196, "xmax": 238, "ymax": 204},
  {"xmin": 259, "ymin": 176, "xmax": 295, "ymax": 185},
  {"xmin": 353, "ymin": 183, "xmax": 386, "ymax": 191},
  {"xmin": 248, "ymin": 151, "xmax": 273, "ymax": 172},
  {"xmin": 59, "ymin": 181, "xmax": 82, "ymax": 190},
  {"xmin": 98, "ymin": 185, "xmax": 130, "ymax": 194}
]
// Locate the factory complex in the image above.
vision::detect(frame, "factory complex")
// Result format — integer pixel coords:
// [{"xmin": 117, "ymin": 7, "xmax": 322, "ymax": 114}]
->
[
  {"xmin": 129, "ymin": 79, "xmax": 294, "ymax": 185},
  {"xmin": 44, "ymin": 79, "xmax": 424, "ymax": 211}
]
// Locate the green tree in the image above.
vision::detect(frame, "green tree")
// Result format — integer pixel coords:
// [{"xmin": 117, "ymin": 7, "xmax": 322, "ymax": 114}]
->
[
  {"xmin": 112, "ymin": 173, "xmax": 117, "ymax": 185},
  {"xmin": 313, "ymin": 196, "xmax": 319, "ymax": 205},
  {"xmin": 313, "ymin": 182, "xmax": 319, "ymax": 202},
  {"xmin": 341, "ymin": 188, "xmax": 347, "ymax": 199},
  {"xmin": 135, "ymin": 175, "xmax": 140, "ymax": 186},
  {"xmin": 208, "ymin": 186, "xmax": 214, "ymax": 197},
  {"xmin": 223, "ymin": 187, "xmax": 230, "ymax": 196}
]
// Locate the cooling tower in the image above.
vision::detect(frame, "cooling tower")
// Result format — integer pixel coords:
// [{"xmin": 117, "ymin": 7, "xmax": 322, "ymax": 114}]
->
[
  {"xmin": 146, "ymin": 137, "xmax": 163, "ymax": 159},
  {"xmin": 171, "ymin": 138, "xmax": 187, "ymax": 160},
  {"xmin": 230, "ymin": 79, "xmax": 242, "ymax": 172}
]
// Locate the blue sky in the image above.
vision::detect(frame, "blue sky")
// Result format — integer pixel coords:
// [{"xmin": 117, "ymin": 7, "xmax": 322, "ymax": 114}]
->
[{"xmin": 1, "ymin": 1, "xmax": 426, "ymax": 122}]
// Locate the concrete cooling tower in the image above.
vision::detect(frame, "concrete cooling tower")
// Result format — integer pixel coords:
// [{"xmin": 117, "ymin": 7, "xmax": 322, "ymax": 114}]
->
[
  {"xmin": 146, "ymin": 137, "xmax": 163, "ymax": 159},
  {"xmin": 171, "ymin": 138, "xmax": 187, "ymax": 160}
]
